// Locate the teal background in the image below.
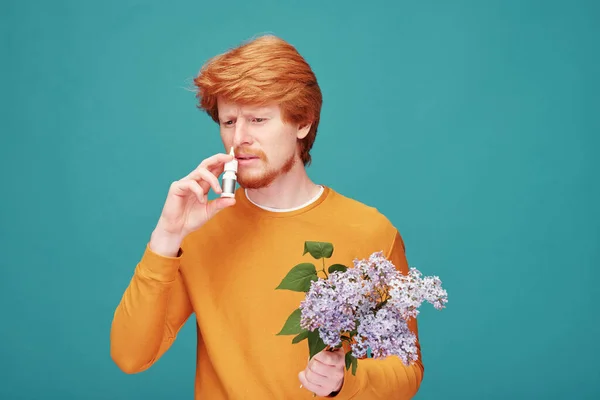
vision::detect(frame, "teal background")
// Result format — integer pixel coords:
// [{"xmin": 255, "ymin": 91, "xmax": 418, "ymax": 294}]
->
[{"xmin": 1, "ymin": 0, "xmax": 598, "ymax": 399}]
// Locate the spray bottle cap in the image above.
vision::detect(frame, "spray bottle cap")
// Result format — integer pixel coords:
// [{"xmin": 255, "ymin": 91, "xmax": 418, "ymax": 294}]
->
[{"xmin": 223, "ymin": 147, "xmax": 238, "ymax": 173}]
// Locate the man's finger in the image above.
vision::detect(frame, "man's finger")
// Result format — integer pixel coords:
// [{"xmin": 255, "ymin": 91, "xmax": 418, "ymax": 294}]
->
[
  {"xmin": 306, "ymin": 361, "xmax": 330, "ymax": 386},
  {"xmin": 207, "ymin": 162, "xmax": 227, "ymax": 180},
  {"xmin": 314, "ymin": 349, "xmax": 343, "ymax": 366},
  {"xmin": 206, "ymin": 197, "xmax": 236, "ymax": 219},
  {"xmin": 198, "ymin": 152, "xmax": 234, "ymax": 169},
  {"xmin": 185, "ymin": 167, "xmax": 223, "ymax": 195},
  {"xmin": 298, "ymin": 370, "xmax": 321, "ymax": 393},
  {"xmin": 172, "ymin": 180, "xmax": 206, "ymax": 204},
  {"xmin": 308, "ymin": 359, "xmax": 331, "ymax": 377}
]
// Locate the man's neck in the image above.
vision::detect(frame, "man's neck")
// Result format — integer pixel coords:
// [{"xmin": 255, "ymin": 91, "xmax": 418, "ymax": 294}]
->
[{"xmin": 244, "ymin": 163, "xmax": 321, "ymax": 210}]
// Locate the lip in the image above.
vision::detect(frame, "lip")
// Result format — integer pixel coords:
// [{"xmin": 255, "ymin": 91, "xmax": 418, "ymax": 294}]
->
[{"xmin": 236, "ymin": 156, "xmax": 260, "ymax": 165}]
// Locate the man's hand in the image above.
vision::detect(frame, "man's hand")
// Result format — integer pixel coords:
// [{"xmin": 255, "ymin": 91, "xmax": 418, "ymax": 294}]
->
[
  {"xmin": 149, "ymin": 152, "xmax": 236, "ymax": 257},
  {"xmin": 299, "ymin": 348, "xmax": 345, "ymax": 397}
]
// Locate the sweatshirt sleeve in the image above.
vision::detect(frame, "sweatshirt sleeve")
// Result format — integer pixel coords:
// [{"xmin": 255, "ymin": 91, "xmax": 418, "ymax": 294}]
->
[
  {"xmin": 110, "ymin": 241, "xmax": 193, "ymax": 374},
  {"xmin": 331, "ymin": 230, "xmax": 425, "ymax": 399}
]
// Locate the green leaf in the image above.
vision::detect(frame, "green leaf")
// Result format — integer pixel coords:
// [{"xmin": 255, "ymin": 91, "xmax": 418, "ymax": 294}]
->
[
  {"xmin": 345, "ymin": 352, "xmax": 359, "ymax": 376},
  {"xmin": 276, "ymin": 308, "xmax": 302, "ymax": 336},
  {"xmin": 328, "ymin": 264, "xmax": 348, "ymax": 274},
  {"xmin": 307, "ymin": 329, "xmax": 327, "ymax": 359},
  {"xmin": 292, "ymin": 329, "xmax": 309, "ymax": 344},
  {"xmin": 303, "ymin": 241, "xmax": 334, "ymax": 259},
  {"xmin": 345, "ymin": 351, "xmax": 353, "ymax": 370},
  {"xmin": 275, "ymin": 263, "xmax": 318, "ymax": 292}
]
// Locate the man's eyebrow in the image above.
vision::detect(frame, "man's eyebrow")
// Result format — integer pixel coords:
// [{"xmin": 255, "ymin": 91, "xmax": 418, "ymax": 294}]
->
[{"xmin": 219, "ymin": 113, "xmax": 237, "ymax": 120}]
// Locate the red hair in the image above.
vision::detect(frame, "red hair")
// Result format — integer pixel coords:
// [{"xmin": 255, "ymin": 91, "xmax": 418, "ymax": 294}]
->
[{"xmin": 193, "ymin": 35, "xmax": 322, "ymax": 166}]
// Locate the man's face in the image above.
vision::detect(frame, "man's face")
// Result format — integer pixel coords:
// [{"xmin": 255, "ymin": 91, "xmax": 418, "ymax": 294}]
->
[{"xmin": 216, "ymin": 98, "xmax": 309, "ymax": 189}]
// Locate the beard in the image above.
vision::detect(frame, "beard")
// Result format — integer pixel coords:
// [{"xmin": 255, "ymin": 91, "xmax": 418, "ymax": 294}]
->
[{"xmin": 236, "ymin": 149, "xmax": 297, "ymax": 189}]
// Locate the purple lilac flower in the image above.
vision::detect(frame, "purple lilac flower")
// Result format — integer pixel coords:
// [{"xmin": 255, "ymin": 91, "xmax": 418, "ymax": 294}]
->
[
  {"xmin": 352, "ymin": 251, "xmax": 400, "ymax": 292},
  {"xmin": 299, "ymin": 268, "xmax": 374, "ymax": 347},
  {"xmin": 388, "ymin": 268, "xmax": 448, "ymax": 320},
  {"xmin": 298, "ymin": 251, "xmax": 448, "ymax": 358},
  {"xmin": 350, "ymin": 305, "xmax": 419, "ymax": 365}
]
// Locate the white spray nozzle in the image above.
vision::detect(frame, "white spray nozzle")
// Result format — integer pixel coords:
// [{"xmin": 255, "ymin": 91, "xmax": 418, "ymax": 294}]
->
[
  {"xmin": 221, "ymin": 146, "xmax": 238, "ymax": 198},
  {"xmin": 224, "ymin": 146, "xmax": 238, "ymax": 173}
]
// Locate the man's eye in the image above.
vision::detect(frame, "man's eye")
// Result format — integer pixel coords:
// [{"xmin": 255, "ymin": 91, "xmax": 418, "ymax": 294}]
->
[
  {"xmin": 253, "ymin": 118, "xmax": 266, "ymax": 123},
  {"xmin": 223, "ymin": 120, "xmax": 234, "ymax": 126}
]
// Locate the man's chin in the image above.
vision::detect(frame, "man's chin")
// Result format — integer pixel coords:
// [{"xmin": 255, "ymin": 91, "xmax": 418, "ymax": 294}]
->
[{"xmin": 238, "ymin": 171, "xmax": 278, "ymax": 189}]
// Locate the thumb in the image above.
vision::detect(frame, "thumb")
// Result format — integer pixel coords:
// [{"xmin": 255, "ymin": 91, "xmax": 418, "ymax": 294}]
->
[{"xmin": 206, "ymin": 197, "xmax": 236, "ymax": 219}]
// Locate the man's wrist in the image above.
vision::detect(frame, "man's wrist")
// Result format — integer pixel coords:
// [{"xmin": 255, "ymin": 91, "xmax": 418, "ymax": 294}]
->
[{"xmin": 149, "ymin": 228, "xmax": 183, "ymax": 257}]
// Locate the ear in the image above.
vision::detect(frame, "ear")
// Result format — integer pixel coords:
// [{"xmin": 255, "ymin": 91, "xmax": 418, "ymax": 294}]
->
[{"xmin": 296, "ymin": 122, "xmax": 312, "ymax": 140}]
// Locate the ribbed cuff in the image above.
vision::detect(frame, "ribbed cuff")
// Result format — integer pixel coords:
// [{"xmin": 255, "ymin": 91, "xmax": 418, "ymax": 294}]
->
[{"xmin": 136, "ymin": 243, "xmax": 182, "ymax": 282}]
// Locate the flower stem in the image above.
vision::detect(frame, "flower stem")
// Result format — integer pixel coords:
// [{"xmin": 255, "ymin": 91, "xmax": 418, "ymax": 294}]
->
[{"xmin": 321, "ymin": 258, "xmax": 328, "ymax": 279}]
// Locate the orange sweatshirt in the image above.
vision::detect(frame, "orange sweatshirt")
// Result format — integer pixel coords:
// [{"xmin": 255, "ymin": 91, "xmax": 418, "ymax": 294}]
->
[{"xmin": 110, "ymin": 186, "xmax": 424, "ymax": 399}]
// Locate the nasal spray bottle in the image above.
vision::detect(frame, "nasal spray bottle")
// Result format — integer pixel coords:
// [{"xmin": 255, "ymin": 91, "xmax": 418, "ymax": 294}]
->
[{"xmin": 221, "ymin": 147, "xmax": 238, "ymax": 198}]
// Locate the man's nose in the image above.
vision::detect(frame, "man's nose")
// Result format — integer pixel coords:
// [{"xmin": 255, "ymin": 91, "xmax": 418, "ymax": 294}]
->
[{"xmin": 232, "ymin": 120, "xmax": 252, "ymax": 147}]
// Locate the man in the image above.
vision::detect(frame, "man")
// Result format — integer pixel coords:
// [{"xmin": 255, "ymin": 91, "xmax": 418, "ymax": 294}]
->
[{"xmin": 110, "ymin": 34, "xmax": 424, "ymax": 399}]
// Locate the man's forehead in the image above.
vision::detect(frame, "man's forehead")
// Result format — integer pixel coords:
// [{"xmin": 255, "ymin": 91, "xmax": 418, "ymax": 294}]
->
[{"xmin": 217, "ymin": 99, "xmax": 278, "ymax": 115}]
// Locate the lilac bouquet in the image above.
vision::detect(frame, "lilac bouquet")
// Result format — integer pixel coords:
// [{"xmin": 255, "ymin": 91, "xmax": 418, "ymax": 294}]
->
[{"xmin": 276, "ymin": 241, "xmax": 448, "ymax": 375}]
